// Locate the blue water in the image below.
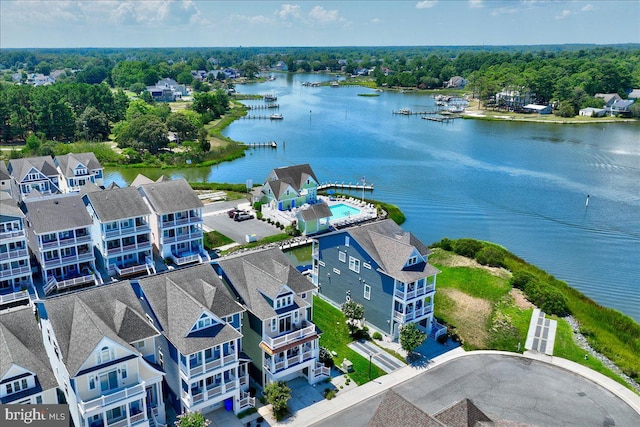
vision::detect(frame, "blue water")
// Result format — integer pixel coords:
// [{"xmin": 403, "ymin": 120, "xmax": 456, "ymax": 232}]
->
[
  {"xmin": 106, "ymin": 73, "xmax": 640, "ymax": 322},
  {"xmin": 330, "ymin": 203, "xmax": 361, "ymax": 220}
]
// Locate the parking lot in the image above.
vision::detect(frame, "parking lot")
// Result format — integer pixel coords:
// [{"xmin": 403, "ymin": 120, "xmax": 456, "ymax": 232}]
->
[{"xmin": 202, "ymin": 200, "xmax": 282, "ymax": 244}]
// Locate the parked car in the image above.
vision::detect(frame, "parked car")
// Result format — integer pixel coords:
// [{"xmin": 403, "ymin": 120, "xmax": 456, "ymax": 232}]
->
[
  {"xmin": 228, "ymin": 208, "xmax": 243, "ymax": 218},
  {"xmin": 234, "ymin": 212, "xmax": 253, "ymax": 222}
]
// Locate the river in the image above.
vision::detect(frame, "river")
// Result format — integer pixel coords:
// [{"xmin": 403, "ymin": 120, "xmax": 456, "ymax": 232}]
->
[{"xmin": 106, "ymin": 73, "xmax": 640, "ymax": 323}]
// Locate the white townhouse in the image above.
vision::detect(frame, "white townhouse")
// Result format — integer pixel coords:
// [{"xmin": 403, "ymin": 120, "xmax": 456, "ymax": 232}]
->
[
  {"xmin": 0, "ymin": 193, "xmax": 32, "ymax": 309},
  {"xmin": 214, "ymin": 248, "xmax": 330, "ymax": 387},
  {"xmin": 7, "ymin": 156, "xmax": 61, "ymax": 201},
  {"xmin": 134, "ymin": 265, "xmax": 254, "ymax": 415},
  {"xmin": 24, "ymin": 194, "xmax": 99, "ymax": 296},
  {"xmin": 134, "ymin": 176, "xmax": 209, "ymax": 266},
  {"xmin": 0, "ymin": 306, "xmax": 60, "ymax": 405},
  {"xmin": 37, "ymin": 281, "xmax": 166, "ymax": 427},
  {"xmin": 82, "ymin": 185, "xmax": 155, "ymax": 280},
  {"xmin": 55, "ymin": 152, "xmax": 105, "ymax": 193}
]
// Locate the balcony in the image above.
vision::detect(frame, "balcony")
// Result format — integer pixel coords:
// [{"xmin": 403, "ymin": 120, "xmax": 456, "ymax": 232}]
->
[
  {"xmin": 104, "ymin": 224, "xmax": 150, "ymax": 239},
  {"xmin": 0, "ymin": 229, "xmax": 25, "ymax": 240},
  {"xmin": 0, "ymin": 289, "xmax": 30, "ymax": 306},
  {"xmin": 161, "ymin": 215, "xmax": 202, "ymax": 228},
  {"xmin": 313, "ymin": 362, "xmax": 331, "ymax": 379},
  {"xmin": 162, "ymin": 230, "xmax": 203, "ymax": 245},
  {"xmin": 181, "ymin": 380, "xmax": 235, "ymax": 408},
  {"xmin": 393, "ymin": 305, "xmax": 433, "ymax": 323},
  {"xmin": 107, "ymin": 242, "xmax": 151, "ymax": 256},
  {"xmin": 0, "ymin": 248, "xmax": 28, "ymax": 261},
  {"xmin": 181, "ymin": 353, "xmax": 236, "ymax": 378},
  {"xmin": 114, "ymin": 262, "xmax": 152, "ymax": 277},
  {"xmin": 42, "ymin": 233, "xmax": 92, "ymax": 249},
  {"xmin": 394, "ymin": 284, "xmax": 434, "ymax": 301},
  {"xmin": 0, "ymin": 265, "xmax": 31, "ymax": 279},
  {"xmin": 238, "ymin": 391, "xmax": 255, "ymax": 410},
  {"xmin": 262, "ymin": 322, "xmax": 316, "ymax": 350},
  {"xmin": 44, "ymin": 273, "xmax": 96, "ymax": 295},
  {"xmin": 171, "ymin": 253, "xmax": 201, "ymax": 266},
  {"xmin": 78, "ymin": 382, "xmax": 145, "ymax": 415},
  {"xmin": 264, "ymin": 349, "xmax": 315, "ymax": 374}
]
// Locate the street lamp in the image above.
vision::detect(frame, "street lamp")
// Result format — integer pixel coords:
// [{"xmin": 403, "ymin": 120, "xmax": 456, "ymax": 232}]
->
[{"xmin": 368, "ymin": 353, "xmax": 372, "ymax": 379}]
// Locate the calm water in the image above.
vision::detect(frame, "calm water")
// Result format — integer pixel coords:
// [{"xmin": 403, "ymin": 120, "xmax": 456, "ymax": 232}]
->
[{"xmin": 106, "ymin": 73, "xmax": 640, "ymax": 322}]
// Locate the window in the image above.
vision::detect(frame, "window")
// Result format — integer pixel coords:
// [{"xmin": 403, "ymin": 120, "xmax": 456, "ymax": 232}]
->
[
  {"xmin": 120, "ymin": 364, "xmax": 127, "ymax": 379},
  {"xmin": 345, "ymin": 236, "xmax": 350, "ymax": 247},
  {"xmin": 349, "ymin": 256, "xmax": 360, "ymax": 273},
  {"xmin": 318, "ymin": 260, "xmax": 325, "ymax": 267},
  {"xmin": 338, "ymin": 251, "xmax": 346, "ymax": 263},
  {"xmin": 99, "ymin": 371, "xmax": 118, "ymax": 392},
  {"xmin": 98, "ymin": 346, "xmax": 112, "ymax": 364},
  {"xmin": 158, "ymin": 349, "xmax": 164, "ymax": 368},
  {"xmin": 408, "ymin": 256, "xmax": 418, "ymax": 265},
  {"xmin": 35, "ymin": 395, "xmax": 42, "ymax": 404},
  {"xmin": 6, "ymin": 383, "xmax": 12, "ymax": 394},
  {"xmin": 89, "ymin": 376, "xmax": 96, "ymax": 390},
  {"xmin": 301, "ymin": 293, "xmax": 307, "ymax": 300},
  {"xmin": 271, "ymin": 318, "xmax": 277, "ymax": 332},
  {"xmin": 363, "ymin": 262, "xmax": 372, "ymax": 270},
  {"xmin": 333, "ymin": 268, "xmax": 341, "ymax": 275},
  {"xmin": 364, "ymin": 284, "xmax": 371, "ymax": 300},
  {"xmin": 134, "ymin": 341, "xmax": 145, "ymax": 350}
]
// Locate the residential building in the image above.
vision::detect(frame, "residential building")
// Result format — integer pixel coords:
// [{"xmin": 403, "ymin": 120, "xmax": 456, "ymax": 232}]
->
[
  {"xmin": 24, "ymin": 194, "xmax": 98, "ymax": 296},
  {"xmin": 0, "ymin": 161, "xmax": 11, "ymax": 194},
  {"xmin": 312, "ymin": 219, "xmax": 442, "ymax": 340},
  {"xmin": 133, "ymin": 265, "xmax": 254, "ymax": 415},
  {"xmin": 55, "ymin": 152, "xmax": 104, "ymax": 193},
  {"xmin": 595, "ymin": 93, "xmax": 622, "ymax": 108},
  {"xmin": 294, "ymin": 202, "xmax": 332, "ymax": 235},
  {"xmin": 579, "ymin": 107, "xmax": 606, "ymax": 117},
  {"xmin": 0, "ymin": 307, "xmax": 60, "ymax": 405},
  {"xmin": 523, "ymin": 104, "xmax": 552, "ymax": 114},
  {"xmin": 445, "ymin": 76, "xmax": 467, "ymax": 89},
  {"xmin": 82, "ymin": 185, "xmax": 155, "ymax": 280},
  {"xmin": 214, "ymin": 248, "xmax": 330, "ymax": 386},
  {"xmin": 261, "ymin": 164, "xmax": 320, "ymax": 211},
  {"xmin": 628, "ymin": 89, "xmax": 640, "ymax": 100},
  {"xmin": 610, "ymin": 99, "xmax": 635, "ymax": 117},
  {"xmin": 0, "ymin": 193, "xmax": 32, "ymax": 309},
  {"xmin": 495, "ymin": 87, "xmax": 534, "ymax": 111},
  {"xmin": 135, "ymin": 176, "xmax": 209, "ymax": 266},
  {"xmin": 7, "ymin": 156, "xmax": 61, "ymax": 201},
  {"xmin": 36, "ymin": 281, "xmax": 166, "ymax": 427}
]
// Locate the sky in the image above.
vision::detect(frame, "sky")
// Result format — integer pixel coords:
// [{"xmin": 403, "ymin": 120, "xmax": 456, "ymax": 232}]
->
[{"xmin": 1, "ymin": 0, "xmax": 639, "ymax": 48}]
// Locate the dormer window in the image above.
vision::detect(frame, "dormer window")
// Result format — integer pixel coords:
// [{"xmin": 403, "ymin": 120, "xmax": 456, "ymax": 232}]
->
[
  {"xmin": 191, "ymin": 313, "xmax": 216, "ymax": 333},
  {"xmin": 97, "ymin": 346, "xmax": 114, "ymax": 364},
  {"xmin": 408, "ymin": 256, "xmax": 418, "ymax": 266},
  {"xmin": 275, "ymin": 295, "xmax": 293, "ymax": 309}
]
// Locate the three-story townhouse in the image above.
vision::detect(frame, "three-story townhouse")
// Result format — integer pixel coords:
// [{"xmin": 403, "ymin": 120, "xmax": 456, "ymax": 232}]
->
[
  {"xmin": 36, "ymin": 281, "xmax": 166, "ymax": 427},
  {"xmin": 134, "ymin": 176, "xmax": 209, "ymax": 266},
  {"xmin": 133, "ymin": 265, "xmax": 253, "ymax": 415},
  {"xmin": 214, "ymin": 248, "xmax": 329, "ymax": 387},
  {"xmin": 312, "ymin": 219, "xmax": 443, "ymax": 340},
  {"xmin": 0, "ymin": 193, "xmax": 32, "ymax": 309},
  {"xmin": 24, "ymin": 194, "xmax": 99, "ymax": 296},
  {"xmin": 7, "ymin": 156, "xmax": 61, "ymax": 202},
  {"xmin": 0, "ymin": 307, "xmax": 60, "ymax": 405},
  {"xmin": 82, "ymin": 186, "xmax": 155, "ymax": 280},
  {"xmin": 55, "ymin": 152, "xmax": 105, "ymax": 193}
]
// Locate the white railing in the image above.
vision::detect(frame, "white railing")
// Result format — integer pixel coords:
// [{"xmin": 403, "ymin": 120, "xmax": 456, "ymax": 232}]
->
[
  {"xmin": 0, "ymin": 248, "xmax": 28, "ymax": 260},
  {"xmin": 0, "ymin": 230, "xmax": 25, "ymax": 240},
  {"xmin": 394, "ymin": 285, "xmax": 435, "ymax": 300},
  {"xmin": 430, "ymin": 320, "xmax": 448, "ymax": 338},
  {"xmin": 238, "ymin": 391, "xmax": 255, "ymax": 409},
  {"xmin": 105, "ymin": 224, "xmax": 150, "ymax": 238},
  {"xmin": 262, "ymin": 323, "xmax": 316, "ymax": 349},
  {"xmin": 313, "ymin": 363, "xmax": 331, "ymax": 378},
  {"xmin": 42, "ymin": 234, "xmax": 92, "ymax": 249},
  {"xmin": 107, "ymin": 418, "xmax": 129, "ymax": 427},
  {"xmin": 45, "ymin": 274, "xmax": 96, "ymax": 295},
  {"xmin": 393, "ymin": 305, "xmax": 433, "ymax": 323},
  {"xmin": 171, "ymin": 253, "xmax": 200, "ymax": 265},
  {"xmin": 114, "ymin": 263, "xmax": 150, "ymax": 277},
  {"xmin": 0, "ymin": 290, "xmax": 30, "ymax": 305},
  {"xmin": 129, "ymin": 412, "xmax": 146, "ymax": 425},
  {"xmin": 0, "ymin": 265, "xmax": 31, "ymax": 279},
  {"xmin": 79, "ymin": 382, "xmax": 145, "ymax": 414}
]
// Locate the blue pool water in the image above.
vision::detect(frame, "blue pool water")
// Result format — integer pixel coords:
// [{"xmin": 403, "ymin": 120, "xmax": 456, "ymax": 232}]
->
[{"xmin": 330, "ymin": 203, "xmax": 361, "ymax": 220}]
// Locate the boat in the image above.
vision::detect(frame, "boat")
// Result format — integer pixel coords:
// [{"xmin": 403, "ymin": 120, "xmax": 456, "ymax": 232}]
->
[
  {"xmin": 331, "ymin": 81, "xmax": 339, "ymax": 87},
  {"xmin": 270, "ymin": 114, "xmax": 283, "ymax": 120},
  {"xmin": 270, "ymin": 141, "xmax": 277, "ymax": 148},
  {"xmin": 263, "ymin": 93, "xmax": 277, "ymax": 102}
]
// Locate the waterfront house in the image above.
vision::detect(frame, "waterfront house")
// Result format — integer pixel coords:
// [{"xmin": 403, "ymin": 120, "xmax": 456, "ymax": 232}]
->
[
  {"xmin": 294, "ymin": 202, "xmax": 333, "ymax": 236},
  {"xmin": 523, "ymin": 104, "xmax": 552, "ymax": 114},
  {"xmin": 0, "ymin": 161, "xmax": 11, "ymax": 194},
  {"xmin": 579, "ymin": 107, "xmax": 606, "ymax": 117},
  {"xmin": 311, "ymin": 219, "xmax": 442, "ymax": 340},
  {"xmin": 24, "ymin": 194, "xmax": 98, "ymax": 296},
  {"xmin": 134, "ymin": 176, "xmax": 209, "ymax": 266},
  {"xmin": 36, "ymin": 281, "xmax": 166, "ymax": 427},
  {"xmin": 445, "ymin": 76, "xmax": 467, "ymax": 89},
  {"xmin": 261, "ymin": 164, "xmax": 320, "ymax": 211},
  {"xmin": 628, "ymin": 89, "xmax": 640, "ymax": 100},
  {"xmin": 0, "ymin": 193, "xmax": 32, "ymax": 309},
  {"xmin": 610, "ymin": 99, "xmax": 634, "ymax": 117},
  {"xmin": 595, "ymin": 93, "xmax": 622, "ymax": 108},
  {"xmin": 133, "ymin": 265, "xmax": 254, "ymax": 415},
  {"xmin": 495, "ymin": 87, "xmax": 534, "ymax": 111},
  {"xmin": 0, "ymin": 307, "xmax": 60, "ymax": 405},
  {"xmin": 55, "ymin": 152, "xmax": 104, "ymax": 193},
  {"xmin": 82, "ymin": 186, "xmax": 155, "ymax": 280},
  {"xmin": 214, "ymin": 248, "xmax": 330, "ymax": 386},
  {"xmin": 7, "ymin": 156, "xmax": 61, "ymax": 201}
]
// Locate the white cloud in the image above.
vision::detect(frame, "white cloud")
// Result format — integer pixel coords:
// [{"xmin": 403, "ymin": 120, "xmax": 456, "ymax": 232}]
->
[
  {"xmin": 416, "ymin": 1, "xmax": 437, "ymax": 9},
  {"xmin": 555, "ymin": 9, "xmax": 573, "ymax": 20},
  {"xmin": 490, "ymin": 6, "xmax": 518, "ymax": 16},
  {"xmin": 230, "ymin": 14, "xmax": 273, "ymax": 25},
  {"xmin": 308, "ymin": 5, "xmax": 340, "ymax": 24},
  {"xmin": 468, "ymin": 0, "xmax": 483, "ymax": 8},
  {"xmin": 581, "ymin": 4, "xmax": 595, "ymax": 12},
  {"xmin": 276, "ymin": 4, "xmax": 301, "ymax": 20},
  {"xmin": 370, "ymin": 18, "xmax": 381, "ymax": 24}
]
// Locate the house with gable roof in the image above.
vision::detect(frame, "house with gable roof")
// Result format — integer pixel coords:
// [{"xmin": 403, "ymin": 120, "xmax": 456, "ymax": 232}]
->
[
  {"xmin": 0, "ymin": 193, "xmax": 32, "ymax": 309},
  {"xmin": 214, "ymin": 247, "xmax": 330, "ymax": 387},
  {"xmin": 55, "ymin": 152, "xmax": 104, "ymax": 193},
  {"xmin": 7, "ymin": 156, "xmax": 61, "ymax": 201},
  {"xmin": 82, "ymin": 185, "xmax": 155, "ymax": 280},
  {"xmin": 312, "ymin": 219, "xmax": 442, "ymax": 340},
  {"xmin": 24, "ymin": 194, "xmax": 98, "ymax": 296},
  {"xmin": 0, "ymin": 307, "xmax": 60, "ymax": 405},
  {"xmin": 134, "ymin": 175, "xmax": 209, "ymax": 266},
  {"xmin": 261, "ymin": 164, "xmax": 320, "ymax": 211},
  {"xmin": 36, "ymin": 281, "xmax": 166, "ymax": 427},
  {"xmin": 0, "ymin": 160, "xmax": 11, "ymax": 195},
  {"xmin": 133, "ymin": 264, "xmax": 253, "ymax": 415}
]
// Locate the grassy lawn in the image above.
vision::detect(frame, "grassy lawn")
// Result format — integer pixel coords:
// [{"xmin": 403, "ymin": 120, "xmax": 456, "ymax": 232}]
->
[
  {"xmin": 313, "ymin": 296, "xmax": 385, "ymax": 385},
  {"xmin": 203, "ymin": 230, "xmax": 234, "ymax": 250}
]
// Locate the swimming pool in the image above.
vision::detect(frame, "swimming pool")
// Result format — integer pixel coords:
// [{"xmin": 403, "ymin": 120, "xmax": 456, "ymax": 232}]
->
[{"xmin": 329, "ymin": 203, "xmax": 361, "ymax": 220}]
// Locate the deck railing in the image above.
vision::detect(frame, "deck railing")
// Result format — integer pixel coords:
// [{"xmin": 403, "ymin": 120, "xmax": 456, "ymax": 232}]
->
[
  {"xmin": 262, "ymin": 323, "xmax": 316, "ymax": 349},
  {"xmin": 79, "ymin": 382, "xmax": 145, "ymax": 415},
  {"xmin": 0, "ymin": 290, "xmax": 30, "ymax": 306},
  {"xmin": 0, "ymin": 248, "xmax": 28, "ymax": 261}
]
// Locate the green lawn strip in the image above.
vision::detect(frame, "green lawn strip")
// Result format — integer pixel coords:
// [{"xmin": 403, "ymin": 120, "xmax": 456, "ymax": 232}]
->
[
  {"xmin": 203, "ymin": 230, "xmax": 234, "ymax": 250},
  {"xmin": 432, "ymin": 263, "xmax": 511, "ymax": 303},
  {"xmin": 487, "ymin": 299, "xmax": 532, "ymax": 352},
  {"xmin": 371, "ymin": 341, "xmax": 406, "ymax": 363},
  {"xmin": 313, "ymin": 296, "xmax": 385, "ymax": 385}
]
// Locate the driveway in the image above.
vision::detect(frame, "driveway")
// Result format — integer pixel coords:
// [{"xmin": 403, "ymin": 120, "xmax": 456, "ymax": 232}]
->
[
  {"xmin": 348, "ymin": 340, "xmax": 406, "ymax": 373},
  {"xmin": 202, "ymin": 200, "xmax": 282, "ymax": 244}
]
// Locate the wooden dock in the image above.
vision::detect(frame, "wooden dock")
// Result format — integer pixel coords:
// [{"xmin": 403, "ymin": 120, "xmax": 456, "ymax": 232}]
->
[
  {"xmin": 247, "ymin": 104, "xmax": 279, "ymax": 110},
  {"xmin": 245, "ymin": 141, "xmax": 278, "ymax": 148},
  {"xmin": 241, "ymin": 115, "xmax": 283, "ymax": 120},
  {"xmin": 422, "ymin": 115, "xmax": 457, "ymax": 122},
  {"xmin": 318, "ymin": 182, "xmax": 374, "ymax": 191},
  {"xmin": 393, "ymin": 109, "xmax": 441, "ymax": 115}
]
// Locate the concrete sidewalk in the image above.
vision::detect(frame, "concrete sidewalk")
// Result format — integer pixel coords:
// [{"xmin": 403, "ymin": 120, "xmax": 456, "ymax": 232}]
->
[{"xmin": 348, "ymin": 340, "xmax": 406, "ymax": 373}]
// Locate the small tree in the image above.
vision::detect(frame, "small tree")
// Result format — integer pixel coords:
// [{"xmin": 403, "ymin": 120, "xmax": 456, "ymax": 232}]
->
[
  {"xmin": 341, "ymin": 300, "xmax": 364, "ymax": 334},
  {"xmin": 263, "ymin": 381, "xmax": 291, "ymax": 421},
  {"xmin": 174, "ymin": 411, "xmax": 210, "ymax": 427},
  {"xmin": 399, "ymin": 323, "xmax": 426, "ymax": 357}
]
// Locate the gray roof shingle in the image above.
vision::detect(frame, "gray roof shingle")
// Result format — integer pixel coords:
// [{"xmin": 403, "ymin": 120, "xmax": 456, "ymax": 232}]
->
[
  {"xmin": 8, "ymin": 156, "xmax": 59, "ymax": 182},
  {"xmin": 433, "ymin": 398, "xmax": 493, "ymax": 427},
  {"xmin": 55, "ymin": 153, "xmax": 102, "ymax": 178},
  {"xmin": 0, "ymin": 160, "xmax": 9, "ymax": 181},
  {"xmin": 299, "ymin": 202, "xmax": 332, "ymax": 221},
  {"xmin": 216, "ymin": 247, "xmax": 316, "ymax": 320},
  {"xmin": 137, "ymin": 264, "xmax": 244, "ymax": 355},
  {"xmin": 0, "ymin": 193, "xmax": 24, "ymax": 219},
  {"xmin": 269, "ymin": 164, "xmax": 319, "ymax": 190},
  {"xmin": 42, "ymin": 281, "xmax": 159, "ymax": 376},
  {"xmin": 84, "ymin": 186, "xmax": 151, "ymax": 222},
  {"xmin": 137, "ymin": 178, "xmax": 203, "ymax": 214},
  {"xmin": 368, "ymin": 389, "xmax": 446, "ymax": 427},
  {"xmin": 25, "ymin": 194, "xmax": 92, "ymax": 234},
  {"xmin": 0, "ymin": 307, "xmax": 58, "ymax": 394}
]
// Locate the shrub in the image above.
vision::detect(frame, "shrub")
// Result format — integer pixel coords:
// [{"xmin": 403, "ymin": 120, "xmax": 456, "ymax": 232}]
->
[
  {"xmin": 475, "ymin": 246, "xmax": 505, "ymax": 267},
  {"xmin": 510, "ymin": 271, "xmax": 536, "ymax": 290},
  {"xmin": 432, "ymin": 237, "xmax": 453, "ymax": 251},
  {"xmin": 372, "ymin": 331, "xmax": 383, "ymax": 340},
  {"xmin": 319, "ymin": 347, "xmax": 335, "ymax": 368},
  {"xmin": 263, "ymin": 381, "xmax": 291, "ymax": 421},
  {"xmin": 523, "ymin": 279, "xmax": 569, "ymax": 316},
  {"xmin": 325, "ymin": 389, "xmax": 336, "ymax": 399},
  {"xmin": 452, "ymin": 238, "xmax": 483, "ymax": 258},
  {"xmin": 436, "ymin": 333, "xmax": 448, "ymax": 344}
]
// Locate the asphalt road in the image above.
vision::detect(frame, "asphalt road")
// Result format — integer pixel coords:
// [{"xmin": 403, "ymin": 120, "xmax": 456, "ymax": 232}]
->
[
  {"xmin": 312, "ymin": 353, "xmax": 640, "ymax": 427},
  {"xmin": 202, "ymin": 200, "xmax": 282, "ymax": 244}
]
